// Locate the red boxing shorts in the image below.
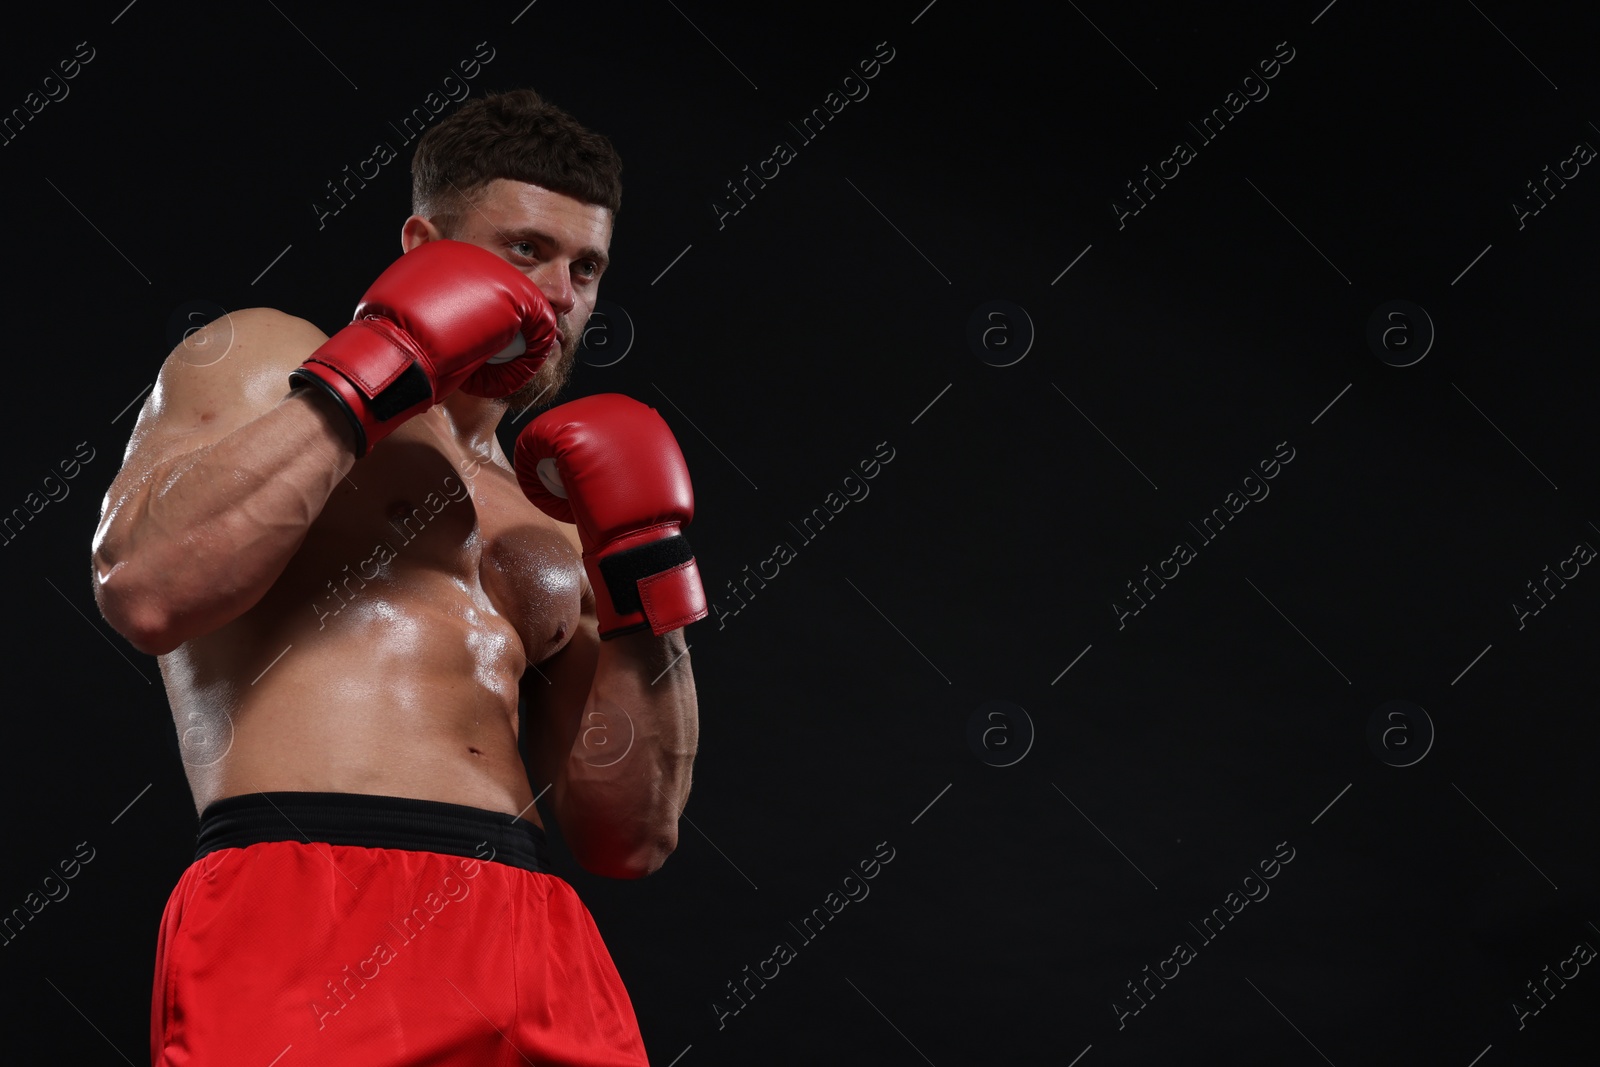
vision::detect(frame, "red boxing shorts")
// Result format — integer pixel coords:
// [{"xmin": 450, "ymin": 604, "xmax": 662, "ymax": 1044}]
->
[{"xmin": 151, "ymin": 791, "xmax": 651, "ymax": 1066}]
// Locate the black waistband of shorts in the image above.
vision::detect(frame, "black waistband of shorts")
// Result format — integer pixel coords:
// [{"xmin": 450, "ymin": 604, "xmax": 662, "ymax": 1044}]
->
[{"xmin": 194, "ymin": 791, "xmax": 551, "ymax": 873}]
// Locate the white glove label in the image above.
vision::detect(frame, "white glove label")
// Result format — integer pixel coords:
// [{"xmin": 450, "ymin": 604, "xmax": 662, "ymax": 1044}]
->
[
  {"xmin": 487, "ymin": 334, "xmax": 527, "ymax": 365},
  {"xmin": 535, "ymin": 457, "xmax": 568, "ymax": 498}
]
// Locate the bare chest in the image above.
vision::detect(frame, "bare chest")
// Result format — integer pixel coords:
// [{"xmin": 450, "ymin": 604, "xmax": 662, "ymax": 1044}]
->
[{"xmin": 292, "ymin": 420, "xmax": 585, "ymax": 663}]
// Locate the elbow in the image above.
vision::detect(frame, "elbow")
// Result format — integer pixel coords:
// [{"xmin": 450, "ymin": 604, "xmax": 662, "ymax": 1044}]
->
[
  {"xmin": 631, "ymin": 833, "xmax": 677, "ymax": 879},
  {"xmin": 103, "ymin": 598, "xmax": 180, "ymax": 656},
  {"xmin": 92, "ymin": 561, "xmax": 181, "ymax": 656},
  {"xmin": 577, "ymin": 830, "xmax": 678, "ymax": 881},
  {"xmin": 127, "ymin": 625, "xmax": 182, "ymax": 658}
]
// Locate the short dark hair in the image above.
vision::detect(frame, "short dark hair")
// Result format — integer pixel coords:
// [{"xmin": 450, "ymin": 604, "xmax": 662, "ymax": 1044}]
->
[{"xmin": 411, "ymin": 88, "xmax": 622, "ymax": 234}]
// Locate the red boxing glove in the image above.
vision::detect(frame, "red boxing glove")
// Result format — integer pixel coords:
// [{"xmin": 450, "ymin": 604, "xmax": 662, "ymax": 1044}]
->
[
  {"xmin": 290, "ymin": 239, "xmax": 560, "ymax": 457},
  {"xmin": 515, "ymin": 394, "xmax": 708, "ymax": 639}
]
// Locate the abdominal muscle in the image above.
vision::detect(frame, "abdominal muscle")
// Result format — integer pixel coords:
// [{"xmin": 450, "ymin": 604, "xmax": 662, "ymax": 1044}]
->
[{"xmin": 161, "ymin": 570, "xmax": 544, "ymax": 828}]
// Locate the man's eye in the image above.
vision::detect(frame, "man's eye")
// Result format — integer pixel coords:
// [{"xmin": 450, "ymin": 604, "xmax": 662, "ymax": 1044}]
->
[
  {"xmin": 577, "ymin": 262, "xmax": 599, "ymax": 278},
  {"xmin": 511, "ymin": 241, "xmax": 536, "ymax": 257}
]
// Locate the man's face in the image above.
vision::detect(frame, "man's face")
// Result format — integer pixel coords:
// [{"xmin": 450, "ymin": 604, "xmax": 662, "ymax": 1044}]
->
[{"xmin": 432, "ymin": 178, "xmax": 613, "ymax": 414}]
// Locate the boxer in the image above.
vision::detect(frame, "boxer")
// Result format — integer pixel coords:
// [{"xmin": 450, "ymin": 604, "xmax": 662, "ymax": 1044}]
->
[{"xmin": 90, "ymin": 89, "xmax": 705, "ymax": 1065}]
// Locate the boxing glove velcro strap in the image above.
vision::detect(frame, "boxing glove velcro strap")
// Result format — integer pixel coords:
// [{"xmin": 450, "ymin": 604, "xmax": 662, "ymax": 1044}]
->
[
  {"xmin": 302, "ymin": 318, "xmax": 435, "ymax": 414},
  {"xmin": 638, "ymin": 558, "xmax": 708, "ymax": 635},
  {"xmin": 367, "ymin": 363, "xmax": 433, "ymax": 420},
  {"xmin": 289, "ymin": 319, "xmax": 438, "ymax": 457},
  {"xmin": 597, "ymin": 535, "xmax": 697, "ymax": 616}
]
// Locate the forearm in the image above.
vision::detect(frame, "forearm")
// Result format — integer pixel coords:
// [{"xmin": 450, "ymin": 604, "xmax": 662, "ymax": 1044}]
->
[
  {"xmin": 558, "ymin": 628, "xmax": 698, "ymax": 878},
  {"xmin": 93, "ymin": 388, "xmax": 357, "ymax": 652}
]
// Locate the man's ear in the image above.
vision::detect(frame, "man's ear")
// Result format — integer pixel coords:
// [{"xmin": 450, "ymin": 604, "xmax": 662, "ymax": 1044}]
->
[{"xmin": 400, "ymin": 214, "xmax": 446, "ymax": 254}]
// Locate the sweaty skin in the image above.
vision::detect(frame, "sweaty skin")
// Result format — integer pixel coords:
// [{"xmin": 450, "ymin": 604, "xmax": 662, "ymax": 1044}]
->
[
  {"xmin": 93, "ymin": 182, "xmax": 695, "ymax": 868},
  {"xmin": 160, "ymin": 382, "xmax": 585, "ymax": 828}
]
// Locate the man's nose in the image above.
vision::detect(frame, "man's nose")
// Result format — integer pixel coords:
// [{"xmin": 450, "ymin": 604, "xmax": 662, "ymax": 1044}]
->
[{"xmin": 532, "ymin": 263, "xmax": 575, "ymax": 315}]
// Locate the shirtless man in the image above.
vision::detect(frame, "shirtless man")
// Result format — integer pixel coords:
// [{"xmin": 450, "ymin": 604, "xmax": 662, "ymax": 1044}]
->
[{"xmin": 90, "ymin": 89, "xmax": 704, "ymax": 1065}]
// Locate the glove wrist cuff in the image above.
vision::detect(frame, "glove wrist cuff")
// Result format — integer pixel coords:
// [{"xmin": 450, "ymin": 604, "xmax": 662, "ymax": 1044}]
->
[
  {"xmin": 289, "ymin": 321, "xmax": 434, "ymax": 458},
  {"xmin": 587, "ymin": 530, "xmax": 708, "ymax": 638}
]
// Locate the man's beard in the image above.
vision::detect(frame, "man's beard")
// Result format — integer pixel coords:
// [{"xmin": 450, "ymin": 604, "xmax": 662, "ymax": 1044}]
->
[{"xmin": 503, "ymin": 314, "xmax": 579, "ymax": 417}]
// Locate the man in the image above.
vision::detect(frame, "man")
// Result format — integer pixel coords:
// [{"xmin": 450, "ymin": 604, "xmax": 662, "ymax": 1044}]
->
[{"xmin": 91, "ymin": 88, "xmax": 705, "ymax": 1065}]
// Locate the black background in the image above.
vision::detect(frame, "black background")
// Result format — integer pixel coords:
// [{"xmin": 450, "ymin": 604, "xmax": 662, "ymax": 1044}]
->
[{"xmin": 3, "ymin": 1, "xmax": 1598, "ymax": 1064}]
